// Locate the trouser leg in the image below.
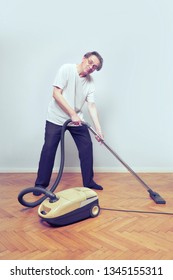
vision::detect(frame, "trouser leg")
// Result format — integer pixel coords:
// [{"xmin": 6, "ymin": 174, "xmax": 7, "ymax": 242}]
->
[
  {"xmin": 35, "ymin": 121, "xmax": 61, "ymax": 188},
  {"xmin": 68, "ymin": 125, "xmax": 95, "ymax": 187}
]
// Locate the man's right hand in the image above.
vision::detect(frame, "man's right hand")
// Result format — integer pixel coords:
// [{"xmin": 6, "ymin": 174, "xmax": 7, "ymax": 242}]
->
[{"xmin": 70, "ymin": 113, "xmax": 82, "ymax": 126}]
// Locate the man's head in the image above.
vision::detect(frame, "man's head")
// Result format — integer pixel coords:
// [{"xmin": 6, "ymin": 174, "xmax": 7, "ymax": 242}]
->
[
  {"xmin": 83, "ymin": 51, "xmax": 103, "ymax": 71},
  {"xmin": 79, "ymin": 51, "xmax": 103, "ymax": 77}
]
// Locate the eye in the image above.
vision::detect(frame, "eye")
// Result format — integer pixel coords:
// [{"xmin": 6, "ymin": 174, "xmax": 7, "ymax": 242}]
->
[{"xmin": 88, "ymin": 59, "xmax": 93, "ymax": 65}]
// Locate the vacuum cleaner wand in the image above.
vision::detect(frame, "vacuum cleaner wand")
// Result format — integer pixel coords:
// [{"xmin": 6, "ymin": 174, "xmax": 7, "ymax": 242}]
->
[{"xmin": 86, "ymin": 123, "xmax": 166, "ymax": 205}]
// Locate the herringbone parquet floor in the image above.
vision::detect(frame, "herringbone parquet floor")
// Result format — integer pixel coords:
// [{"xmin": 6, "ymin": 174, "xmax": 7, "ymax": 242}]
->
[{"xmin": 0, "ymin": 172, "xmax": 173, "ymax": 260}]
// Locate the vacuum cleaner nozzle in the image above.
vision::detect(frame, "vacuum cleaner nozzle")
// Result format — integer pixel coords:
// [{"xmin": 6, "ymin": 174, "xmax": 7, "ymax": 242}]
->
[{"xmin": 148, "ymin": 190, "xmax": 166, "ymax": 204}]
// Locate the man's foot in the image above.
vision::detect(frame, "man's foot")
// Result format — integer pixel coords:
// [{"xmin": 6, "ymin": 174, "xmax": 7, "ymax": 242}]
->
[
  {"xmin": 86, "ymin": 184, "xmax": 103, "ymax": 190},
  {"xmin": 33, "ymin": 185, "xmax": 46, "ymax": 196}
]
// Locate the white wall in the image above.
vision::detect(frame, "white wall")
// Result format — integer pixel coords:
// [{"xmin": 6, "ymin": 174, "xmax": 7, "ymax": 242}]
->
[{"xmin": 1, "ymin": 0, "xmax": 173, "ymax": 172}]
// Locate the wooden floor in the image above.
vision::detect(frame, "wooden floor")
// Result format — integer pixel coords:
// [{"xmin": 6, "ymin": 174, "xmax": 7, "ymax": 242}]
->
[{"xmin": 0, "ymin": 172, "xmax": 173, "ymax": 260}]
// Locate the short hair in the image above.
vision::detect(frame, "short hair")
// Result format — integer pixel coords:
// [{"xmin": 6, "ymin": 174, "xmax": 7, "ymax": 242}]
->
[{"xmin": 84, "ymin": 51, "xmax": 103, "ymax": 71}]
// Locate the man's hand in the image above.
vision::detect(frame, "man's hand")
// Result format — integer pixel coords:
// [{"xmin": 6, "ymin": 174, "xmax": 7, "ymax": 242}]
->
[
  {"xmin": 71, "ymin": 113, "xmax": 82, "ymax": 126},
  {"xmin": 95, "ymin": 128, "xmax": 104, "ymax": 142},
  {"xmin": 53, "ymin": 87, "xmax": 82, "ymax": 126}
]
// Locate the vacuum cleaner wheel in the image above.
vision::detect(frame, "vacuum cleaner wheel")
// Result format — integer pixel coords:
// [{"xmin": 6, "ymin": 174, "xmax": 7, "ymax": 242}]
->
[{"xmin": 90, "ymin": 204, "xmax": 100, "ymax": 217}]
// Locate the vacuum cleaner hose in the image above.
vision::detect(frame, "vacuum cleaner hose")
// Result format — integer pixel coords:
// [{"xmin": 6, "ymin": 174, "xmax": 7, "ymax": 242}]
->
[{"xmin": 18, "ymin": 119, "xmax": 72, "ymax": 207}]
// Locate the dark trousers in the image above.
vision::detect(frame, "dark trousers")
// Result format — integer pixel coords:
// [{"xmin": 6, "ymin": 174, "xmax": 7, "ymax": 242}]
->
[{"xmin": 35, "ymin": 121, "xmax": 96, "ymax": 188}]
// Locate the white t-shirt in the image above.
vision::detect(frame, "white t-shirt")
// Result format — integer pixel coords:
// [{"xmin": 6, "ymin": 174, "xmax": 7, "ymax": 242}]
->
[{"xmin": 46, "ymin": 64, "xmax": 95, "ymax": 125}]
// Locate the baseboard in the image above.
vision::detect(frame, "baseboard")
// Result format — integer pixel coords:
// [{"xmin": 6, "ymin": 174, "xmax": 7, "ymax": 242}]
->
[{"xmin": 0, "ymin": 167, "xmax": 173, "ymax": 173}]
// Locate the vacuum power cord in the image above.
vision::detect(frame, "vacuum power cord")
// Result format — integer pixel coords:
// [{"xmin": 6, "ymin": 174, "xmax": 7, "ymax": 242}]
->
[{"xmin": 101, "ymin": 207, "xmax": 173, "ymax": 216}]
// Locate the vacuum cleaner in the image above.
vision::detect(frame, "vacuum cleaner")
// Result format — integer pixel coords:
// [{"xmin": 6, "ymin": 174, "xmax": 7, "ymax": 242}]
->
[
  {"xmin": 18, "ymin": 119, "xmax": 166, "ymax": 227},
  {"xmin": 38, "ymin": 187, "xmax": 100, "ymax": 226},
  {"xmin": 18, "ymin": 119, "xmax": 100, "ymax": 226}
]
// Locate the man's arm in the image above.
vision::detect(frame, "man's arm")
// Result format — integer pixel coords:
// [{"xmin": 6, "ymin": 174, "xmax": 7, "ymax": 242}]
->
[
  {"xmin": 53, "ymin": 86, "xmax": 81, "ymax": 124},
  {"xmin": 87, "ymin": 102, "xmax": 104, "ymax": 141}
]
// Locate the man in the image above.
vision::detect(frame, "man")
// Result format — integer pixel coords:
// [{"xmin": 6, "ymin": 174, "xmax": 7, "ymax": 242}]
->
[{"xmin": 34, "ymin": 51, "xmax": 104, "ymax": 195}]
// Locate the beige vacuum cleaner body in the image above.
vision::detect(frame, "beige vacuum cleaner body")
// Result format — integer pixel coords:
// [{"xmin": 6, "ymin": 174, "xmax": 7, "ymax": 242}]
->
[{"xmin": 38, "ymin": 187, "xmax": 100, "ymax": 226}]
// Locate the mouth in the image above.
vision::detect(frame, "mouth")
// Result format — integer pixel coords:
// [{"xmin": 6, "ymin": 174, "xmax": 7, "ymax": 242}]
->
[{"xmin": 81, "ymin": 67, "xmax": 93, "ymax": 77}]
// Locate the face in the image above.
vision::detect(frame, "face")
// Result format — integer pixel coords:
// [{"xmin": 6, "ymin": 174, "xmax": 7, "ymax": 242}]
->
[{"xmin": 81, "ymin": 55, "xmax": 100, "ymax": 76}]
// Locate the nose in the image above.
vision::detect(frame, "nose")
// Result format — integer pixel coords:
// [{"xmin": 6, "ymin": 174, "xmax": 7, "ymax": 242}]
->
[{"xmin": 88, "ymin": 65, "xmax": 95, "ymax": 71}]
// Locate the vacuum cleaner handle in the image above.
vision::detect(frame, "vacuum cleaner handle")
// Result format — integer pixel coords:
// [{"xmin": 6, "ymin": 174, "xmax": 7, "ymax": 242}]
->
[{"xmin": 84, "ymin": 122, "xmax": 166, "ymax": 204}]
